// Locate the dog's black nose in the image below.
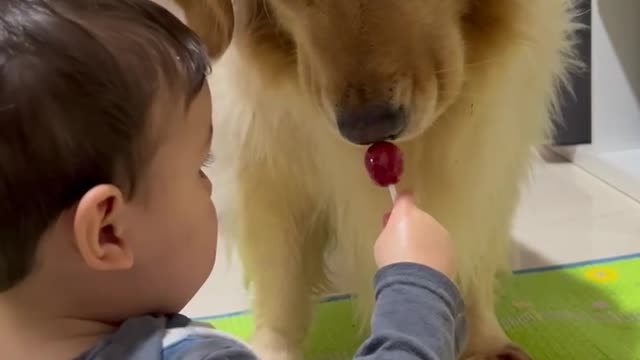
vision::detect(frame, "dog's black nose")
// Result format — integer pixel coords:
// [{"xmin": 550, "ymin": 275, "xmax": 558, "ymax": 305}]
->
[{"xmin": 337, "ymin": 104, "xmax": 407, "ymax": 145}]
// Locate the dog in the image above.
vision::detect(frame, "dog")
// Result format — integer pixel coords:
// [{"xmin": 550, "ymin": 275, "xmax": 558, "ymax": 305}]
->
[{"xmin": 175, "ymin": 1, "xmax": 578, "ymax": 358}]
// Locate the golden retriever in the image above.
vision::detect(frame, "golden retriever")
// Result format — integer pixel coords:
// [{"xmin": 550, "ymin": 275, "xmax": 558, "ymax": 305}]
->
[{"xmin": 175, "ymin": 1, "xmax": 578, "ymax": 359}]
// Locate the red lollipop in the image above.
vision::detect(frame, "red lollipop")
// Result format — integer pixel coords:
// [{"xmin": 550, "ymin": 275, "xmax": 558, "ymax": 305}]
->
[{"xmin": 365, "ymin": 141, "xmax": 404, "ymax": 201}]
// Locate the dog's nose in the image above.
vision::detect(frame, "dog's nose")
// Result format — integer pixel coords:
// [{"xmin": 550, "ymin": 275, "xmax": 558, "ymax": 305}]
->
[{"xmin": 337, "ymin": 104, "xmax": 407, "ymax": 145}]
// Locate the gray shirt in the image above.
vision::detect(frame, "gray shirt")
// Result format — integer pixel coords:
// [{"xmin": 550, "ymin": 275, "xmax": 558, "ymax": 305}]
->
[{"xmin": 76, "ymin": 262, "xmax": 467, "ymax": 360}]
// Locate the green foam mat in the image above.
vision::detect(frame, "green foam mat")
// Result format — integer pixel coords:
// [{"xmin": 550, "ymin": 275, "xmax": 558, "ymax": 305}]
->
[{"xmin": 203, "ymin": 255, "xmax": 640, "ymax": 359}]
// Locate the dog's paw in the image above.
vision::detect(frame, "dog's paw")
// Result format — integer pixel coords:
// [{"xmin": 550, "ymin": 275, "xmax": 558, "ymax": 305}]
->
[
  {"xmin": 464, "ymin": 344, "xmax": 532, "ymax": 360},
  {"xmin": 251, "ymin": 328, "xmax": 303, "ymax": 360}
]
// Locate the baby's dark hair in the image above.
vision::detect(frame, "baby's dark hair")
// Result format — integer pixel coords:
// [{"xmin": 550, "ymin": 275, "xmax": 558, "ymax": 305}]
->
[{"xmin": 0, "ymin": 0, "xmax": 210, "ymax": 291}]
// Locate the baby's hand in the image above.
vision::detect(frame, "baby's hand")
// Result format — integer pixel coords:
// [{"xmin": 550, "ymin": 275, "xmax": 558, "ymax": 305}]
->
[{"xmin": 375, "ymin": 194, "xmax": 455, "ymax": 280}]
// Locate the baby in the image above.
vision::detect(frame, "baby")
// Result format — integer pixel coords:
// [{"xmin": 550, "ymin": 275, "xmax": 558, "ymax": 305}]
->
[{"xmin": 0, "ymin": 0, "xmax": 466, "ymax": 359}]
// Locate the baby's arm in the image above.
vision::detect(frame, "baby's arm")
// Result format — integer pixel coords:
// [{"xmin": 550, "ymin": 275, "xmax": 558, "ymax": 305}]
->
[
  {"xmin": 354, "ymin": 194, "xmax": 467, "ymax": 360},
  {"xmin": 354, "ymin": 263, "xmax": 466, "ymax": 360}
]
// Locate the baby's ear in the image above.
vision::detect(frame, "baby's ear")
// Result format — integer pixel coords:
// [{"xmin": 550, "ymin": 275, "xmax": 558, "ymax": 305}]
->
[{"xmin": 176, "ymin": 0, "xmax": 234, "ymax": 60}]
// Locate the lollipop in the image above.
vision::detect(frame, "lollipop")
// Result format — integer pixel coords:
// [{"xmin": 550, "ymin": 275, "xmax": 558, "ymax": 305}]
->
[{"xmin": 364, "ymin": 141, "xmax": 404, "ymax": 202}]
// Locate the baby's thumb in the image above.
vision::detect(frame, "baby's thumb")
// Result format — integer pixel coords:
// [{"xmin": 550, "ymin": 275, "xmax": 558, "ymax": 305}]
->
[
  {"xmin": 382, "ymin": 193, "xmax": 415, "ymax": 227},
  {"xmin": 392, "ymin": 193, "xmax": 416, "ymax": 215}
]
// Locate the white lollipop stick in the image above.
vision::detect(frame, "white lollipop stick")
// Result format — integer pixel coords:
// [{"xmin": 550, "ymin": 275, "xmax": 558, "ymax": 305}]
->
[{"xmin": 388, "ymin": 184, "xmax": 397, "ymax": 202}]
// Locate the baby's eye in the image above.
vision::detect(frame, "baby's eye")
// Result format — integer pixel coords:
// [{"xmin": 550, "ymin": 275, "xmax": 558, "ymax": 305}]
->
[{"xmin": 201, "ymin": 152, "xmax": 215, "ymax": 169}]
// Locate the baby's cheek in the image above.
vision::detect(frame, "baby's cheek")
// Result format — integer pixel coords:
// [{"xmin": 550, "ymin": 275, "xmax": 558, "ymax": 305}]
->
[
  {"xmin": 210, "ymin": 202, "xmax": 218, "ymax": 241},
  {"xmin": 199, "ymin": 170, "xmax": 213, "ymax": 194},
  {"xmin": 203, "ymin": 198, "xmax": 218, "ymax": 245},
  {"xmin": 202, "ymin": 203, "xmax": 218, "ymax": 275}
]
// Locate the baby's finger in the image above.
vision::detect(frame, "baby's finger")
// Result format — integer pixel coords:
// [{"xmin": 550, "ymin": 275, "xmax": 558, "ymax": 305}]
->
[
  {"xmin": 382, "ymin": 212, "xmax": 391, "ymax": 227},
  {"xmin": 391, "ymin": 193, "xmax": 416, "ymax": 216},
  {"xmin": 395, "ymin": 191, "xmax": 414, "ymax": 203}
]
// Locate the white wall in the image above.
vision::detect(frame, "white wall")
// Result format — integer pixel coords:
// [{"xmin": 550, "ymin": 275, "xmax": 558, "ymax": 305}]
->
[{"xmin": 591, "ymin": 0, "xmax": 640, "ymax": 151}]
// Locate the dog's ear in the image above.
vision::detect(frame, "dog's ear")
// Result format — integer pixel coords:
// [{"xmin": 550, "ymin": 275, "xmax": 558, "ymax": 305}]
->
[{"xmin": 175, "ymin": 0, "xmax": 234, "ymax": 60}]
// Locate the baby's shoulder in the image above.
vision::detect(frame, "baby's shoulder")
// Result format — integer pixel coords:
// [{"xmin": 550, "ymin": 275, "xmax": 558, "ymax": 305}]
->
[{"xmin": 76, "ymin": 315, "xmax": 256, "ymax": 360}]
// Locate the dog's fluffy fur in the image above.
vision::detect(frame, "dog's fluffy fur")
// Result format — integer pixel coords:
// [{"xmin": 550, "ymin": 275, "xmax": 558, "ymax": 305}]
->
[{"xmin": 175, "ymin": 1, "xmax": 578, "ymax": 358}]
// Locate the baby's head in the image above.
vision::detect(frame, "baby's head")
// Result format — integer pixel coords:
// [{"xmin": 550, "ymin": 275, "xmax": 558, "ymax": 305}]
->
[{"xmin": 0, "ymin": 0, "xmax": 231, "ymax": 322}]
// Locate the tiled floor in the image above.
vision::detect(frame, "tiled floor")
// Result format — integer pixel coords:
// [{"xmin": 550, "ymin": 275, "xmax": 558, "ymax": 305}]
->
[{"xmin": 183, "ymin": 151, "xmax": 640, "ymax": 318}]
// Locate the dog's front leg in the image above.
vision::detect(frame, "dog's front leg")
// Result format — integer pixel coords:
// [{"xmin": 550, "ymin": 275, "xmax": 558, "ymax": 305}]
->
[
  {"xmin": 251, "ymin": 272, "xmax": 312, "ymax": 360},
  {"xmin": 461, "ymin": 251, "xmax": 531, "ymax": 360},
  {"xmin": 234, "ymin": 174, "xmax": 324, "ymax": 360}
]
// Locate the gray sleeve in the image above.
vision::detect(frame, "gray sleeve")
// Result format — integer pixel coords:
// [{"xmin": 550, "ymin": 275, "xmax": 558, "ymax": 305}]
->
[
  {"xmin": 162, "ymin": 334, "xmax": 258, "ymax": 360},
  {"xmin": 354, "ymin": 262, "xmax": 467, "ymax": 360},
  {"xmin": 74, "ymin": 315, "xmax": 258, "ymax": 360}
]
